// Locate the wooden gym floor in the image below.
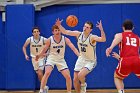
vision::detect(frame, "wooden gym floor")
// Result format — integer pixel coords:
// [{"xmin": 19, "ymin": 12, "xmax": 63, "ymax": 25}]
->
[{"xmin": 0, "ymin": 89, "xmax": 140, "ymax": 93}]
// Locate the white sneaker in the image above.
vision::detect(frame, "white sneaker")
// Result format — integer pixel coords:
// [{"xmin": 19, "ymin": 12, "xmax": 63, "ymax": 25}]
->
[
  {"xmin": 44, "ymin": 86, "xmax": 49, "ymax": 93},
  {"xmin": 39, "ymin": 91, "xmax": 45, "ymax": 93},
  {"xmin": 118, "ymin": 89, "xmax": 124, "ymax": 93},
  {"xmin": 80, "ymin": 83, "xmax": 87, "ymax": 93}
]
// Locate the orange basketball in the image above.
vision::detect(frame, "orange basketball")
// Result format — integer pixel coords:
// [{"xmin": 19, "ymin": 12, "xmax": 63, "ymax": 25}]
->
[{"xmin": 66, "ymin": 15, "xmax": 78, "ymax": 27}]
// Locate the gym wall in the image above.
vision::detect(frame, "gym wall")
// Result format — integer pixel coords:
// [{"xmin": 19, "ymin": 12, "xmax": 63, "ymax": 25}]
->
[{"xmin": 0, "ymin": 3, "xmax": 140, "ymax": 90}]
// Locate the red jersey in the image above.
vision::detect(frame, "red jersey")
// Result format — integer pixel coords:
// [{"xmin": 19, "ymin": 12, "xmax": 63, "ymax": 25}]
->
[{"xmin": 119, "ymin": 32, "xmax": 139, "ymax": 57}]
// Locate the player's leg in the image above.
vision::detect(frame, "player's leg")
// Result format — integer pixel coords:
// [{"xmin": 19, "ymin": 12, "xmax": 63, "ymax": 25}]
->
[
  {"xmin": 114, "ymin": 72, "xmax": 125, "ymax": 93},
  {"xmin": 61, "ymin": 69, "xmax": 72, "ymax": 93},
  {"xmin": 36, "ymin": 69, "xmax": 44, "ymax": 81},
  {"xmin": 78, "ymin": 68, "xmax": 89, "ymax": 84},
  {"xmin": 78, "ymin": 68, "xmax": 89, "ymax": 93},
  {"xmin": 114, "ymin": 58, "xmax": 131, "ymax": 93},
  {"xmin": 74, "ymin": 57, "xmax": 85, "ymax": 93},
  {"xmin": 133, "ymin": 57, "xmax": 140, "ymax": 78},
  {"xmin": 78, "ymin": 61, "xmax": 96, "ymax": 93},
  {"xmin": 39, "ymin": 65, "xmax": 53, "ymax": 93},
  {"xmin": 32, "ymin": 57, "xmax": 44, "ymax": 81},
  {"xmin": 73, "ymin": 71, "xmax": 80, "ymax": 93}
]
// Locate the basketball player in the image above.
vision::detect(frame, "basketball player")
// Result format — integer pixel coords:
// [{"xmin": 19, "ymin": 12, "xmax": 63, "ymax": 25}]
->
[
  {"xmin": 36, "ymin": 25, "xmax": 80, "ymax": 93},
  {"xmin": 22, "ymin": 27, "xmax": 48, "ymax": 92},
  {"xmin": 106, "ymin": 19, "xmax": 140, "ymax": 93},
  {"xmin": 55, "ymin": 19, "xmax": 106, "ymax": 93}
]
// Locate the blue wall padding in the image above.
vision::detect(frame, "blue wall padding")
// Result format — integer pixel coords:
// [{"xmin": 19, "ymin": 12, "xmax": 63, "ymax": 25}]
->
[
  {"xmin": 5, "ymin": 4, "xmax": 35, "ymax": 90},
  {"xmin": 0, "ymin": 4, "xmax": 140, "ymax": 90},
  {"xmin": 36, "ymin": 4, "xmax": 140, "ymax": 89},
  {"xmin": 0, "ymin": 12, "xmax": 6, "ymax": 89}
]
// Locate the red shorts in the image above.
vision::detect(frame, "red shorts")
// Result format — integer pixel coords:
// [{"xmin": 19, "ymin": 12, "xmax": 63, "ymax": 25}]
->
[{"xmin": 115, "ymin": 56, "xmax": 140, "ymax": 78}]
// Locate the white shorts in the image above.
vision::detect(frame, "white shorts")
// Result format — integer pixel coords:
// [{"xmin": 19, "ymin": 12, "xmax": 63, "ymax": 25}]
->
[
  {"xmin": 46, "ymin": 58, "xmax": 68, "ymax": 71},
  {"xmin": 74, "ymin": 56, "xmax": 97, "ymax": 72},
  {"xmin": 32, "ymin": 57, "xmax": 45, "ymax": 71}
]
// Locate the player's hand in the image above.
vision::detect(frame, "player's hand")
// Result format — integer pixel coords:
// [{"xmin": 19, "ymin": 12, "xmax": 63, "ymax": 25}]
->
[
  {"xmin": 112, "ymin": 52, "xmax": 120, "ymax": 60},
  {"xmin": 42, "ymin": 53, "xmax": 47, "ymax": 57},
  {"xmin": 106, "ymin": 48, "xmax": 112, "ymax": 57},
  {"xmin": 25, "ymin": 55, "xmax": 29, "ymax": 61},
  {"xmin": 35, "ymin": 55, "xmax": 40, "ymax": 61},
  {"xmin": 96, "ymin": 20, "xmax": 103, "ymax": 31},
  {"xmin": 55, "ymin": 18, "xmax": 63, "ymax": 26}
]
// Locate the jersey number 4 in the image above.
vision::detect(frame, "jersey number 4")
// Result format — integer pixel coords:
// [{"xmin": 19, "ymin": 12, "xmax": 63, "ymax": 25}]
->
[
  {"xmin": 57, "ymin": 49, "xmax": 60, "ymax": 54},
  {"xmin": 126, "ymin": 37, "xmax": 137, "ymax": 46}
]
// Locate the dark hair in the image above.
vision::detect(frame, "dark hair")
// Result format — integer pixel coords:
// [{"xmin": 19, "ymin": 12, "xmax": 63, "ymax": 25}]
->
[
  {"xmin": 32, "ymin": 27, "xmax": 40, "ymax": 33},
  {"xmin": 85, "ymin": 21, "xmax": 93, "ymax": 29},
  {"xmin": 123, "ymin": 20, "xmax": 134, "ymax": 30},
  {"xmin": 52, "ymin": 25, "xmax": 59, "ymax": 31}
]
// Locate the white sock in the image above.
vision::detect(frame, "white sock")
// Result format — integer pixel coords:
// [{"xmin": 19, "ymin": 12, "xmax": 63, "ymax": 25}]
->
[
  {"xmin": 118, "ymin": 89, "xmax": 124, "ymax": 93},
  {"xmin": 81, "ymin": 83, "xmax": 86, "ymax": 86},
  {"xmin": 39, "ymin": 89, "xmax": 43, "ymax": 92},
  {"xmin": 44, "ymin": 86, "xmax": 48, "ymax": 89}
]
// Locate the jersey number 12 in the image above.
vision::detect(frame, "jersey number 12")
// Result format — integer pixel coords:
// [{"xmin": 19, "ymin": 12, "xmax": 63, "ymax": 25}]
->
[{"xmin": 126, "ymin": 37, "xmax": 137, "ymax": 46}]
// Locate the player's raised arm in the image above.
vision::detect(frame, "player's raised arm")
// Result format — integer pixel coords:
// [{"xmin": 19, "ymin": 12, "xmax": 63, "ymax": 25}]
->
[
  {"xmin": 55, "ymin": 18, "xmax": 81, "ymax": 37},
  {"xmin": 92, "ymin": 20, "xmax": 106, "ymax": 42},
  {"xmin": 65, "ymin": 37, "xmax": 80, "ymax": 57}
]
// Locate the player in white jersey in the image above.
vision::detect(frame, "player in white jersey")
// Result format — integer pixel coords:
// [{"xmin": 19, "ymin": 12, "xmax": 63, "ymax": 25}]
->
[
  {"xmin": 36, "ymin": 25, "xmax": 80, "ymax": 93},
  {"xmin": 56, "ymin": 19, "xmax": 106, "ymax": 93},
  {"xmin": 22, "ymin": 27, "xmax": 48, "ymax": 92}
]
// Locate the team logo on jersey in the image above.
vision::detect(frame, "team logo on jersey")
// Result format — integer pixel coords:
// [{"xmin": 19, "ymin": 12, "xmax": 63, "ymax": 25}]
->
[
  {"xmin": 79, "ymin": 43, "xmax": 88, "ymax": 47},
  {"xmin": 53, "ymin": 45, "xmax": 63, "ymax": 48},
  {"xmin": 32, "ymin": 45, "xmax": 42, "ymax": 47}
]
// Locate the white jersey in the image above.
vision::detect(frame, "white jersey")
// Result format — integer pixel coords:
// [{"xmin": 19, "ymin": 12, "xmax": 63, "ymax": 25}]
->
[
  {"xmin": 47, "ymin": 35, "xmax": 66, "ymax": 61},
  {"xmin": 29, "ymin": 36, "xmax": 47, "ymax": 57},
  {"xmin": 77, "ymin": 32, "xmax": 96, "ymax": 61}
]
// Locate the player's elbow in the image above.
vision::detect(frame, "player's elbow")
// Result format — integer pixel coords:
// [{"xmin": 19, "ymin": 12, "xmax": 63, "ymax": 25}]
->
[
  {"xmin": 102, "ymin": 38, "xmax": 106, "ymax": 42},
  {"xmin": 100, "ymin": 38, "xmax": 106, "ymax": 42},
  {"xmin": 22, "ymin": 46, "xmax": 26, "ymax": 50}
]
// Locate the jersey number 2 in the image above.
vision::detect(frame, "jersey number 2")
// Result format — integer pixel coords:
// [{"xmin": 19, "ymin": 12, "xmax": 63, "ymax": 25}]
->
[{"xmin": 126, "ymin": 37, "xmax": 137, "ymax": 46}]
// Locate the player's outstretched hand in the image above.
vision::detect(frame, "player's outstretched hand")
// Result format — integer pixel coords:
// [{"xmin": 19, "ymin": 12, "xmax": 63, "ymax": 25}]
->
[
  {"xmin": 96, "ymin": 20, "xmax": 103, "ymax": 31},
  {"xmin": 55, "ymin": 18, "xmax": 63, "ymax": 26}
]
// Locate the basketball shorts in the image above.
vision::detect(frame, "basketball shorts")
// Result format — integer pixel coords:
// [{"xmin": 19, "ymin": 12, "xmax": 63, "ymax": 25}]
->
[
  {"xmin": 116, "ymin": 56, "xmax": 140, "ymax": 78},
  {"xmin": 32, "ymin": 57, "xmax": 45, "ymax": 71},
  {"xmin": 74, "ymin": 56, "xmax": 97, "ymax": 72},
  {"xmin": 46, "ymin": 58, "xmax": 68, "ymax": 71}
]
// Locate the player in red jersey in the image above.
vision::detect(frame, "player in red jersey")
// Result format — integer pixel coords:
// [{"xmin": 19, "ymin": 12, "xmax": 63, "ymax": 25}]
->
[{"xmin": 106, "ymin": 19, "xmax": 140, "ymax": 93}]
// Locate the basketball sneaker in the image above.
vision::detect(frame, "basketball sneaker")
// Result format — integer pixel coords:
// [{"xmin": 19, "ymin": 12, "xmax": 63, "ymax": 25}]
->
[
  {"xmin": 80, "ymin": 83, "xmax": 87, "ymax": 93},
  {"xmin": 118, "ymin": 89, "xmax": 124, "ymax": 93},
  {"xmin": 44, "ymin": 86, "xmax": 49, "ymax": 93},
  {"xmin": 39, "ymin": 90, "xmax": 45, "ymax": 93}
]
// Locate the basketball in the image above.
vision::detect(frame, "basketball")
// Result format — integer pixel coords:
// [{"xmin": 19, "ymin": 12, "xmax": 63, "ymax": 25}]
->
[{"xmin": 66, "ymin": 15, "xmax": 78, "ymax": 27}]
